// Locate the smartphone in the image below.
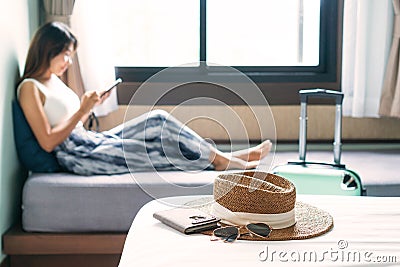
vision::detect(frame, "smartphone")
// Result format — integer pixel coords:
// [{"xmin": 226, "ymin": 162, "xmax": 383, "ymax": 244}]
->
[{"xmin": 100, "ymin": 78, "xmax": 122, "ymax": 97}]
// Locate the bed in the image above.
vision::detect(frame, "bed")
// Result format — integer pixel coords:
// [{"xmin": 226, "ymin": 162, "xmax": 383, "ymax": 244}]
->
[{"xmin": 118, "ymin": 194, "xmax": 400, "ymax": 267}]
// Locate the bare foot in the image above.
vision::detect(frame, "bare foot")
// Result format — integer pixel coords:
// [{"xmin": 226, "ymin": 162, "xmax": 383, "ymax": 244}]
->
[
  {"xmin": 230, "ymin": 140, "xmax": 272, "ymax": 162},
  {"xmin": 209, "ymin": 149, "xmax": 260, "ymax": 171}
]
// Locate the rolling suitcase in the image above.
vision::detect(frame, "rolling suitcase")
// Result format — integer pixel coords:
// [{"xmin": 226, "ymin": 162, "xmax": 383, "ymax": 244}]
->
[{"xmin": 272, "ymin": 89, "xmax": 364, "ymax": 196}]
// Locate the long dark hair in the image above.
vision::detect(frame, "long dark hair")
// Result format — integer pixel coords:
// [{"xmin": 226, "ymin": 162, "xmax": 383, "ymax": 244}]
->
[{"xmin": 19, "ymin": 21, "xmax": 78, "ymax": 84}]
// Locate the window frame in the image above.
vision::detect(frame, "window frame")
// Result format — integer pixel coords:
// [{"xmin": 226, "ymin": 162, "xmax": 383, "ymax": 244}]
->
[{"xmin": 115, "ymin": 0, "xmax": 343, "ymax": 105}]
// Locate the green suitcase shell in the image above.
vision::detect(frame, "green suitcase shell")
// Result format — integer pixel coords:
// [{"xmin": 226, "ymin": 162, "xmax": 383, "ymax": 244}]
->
[
  {"xmin": 272, "ymin": 163, "xmax": 363, "ymax": 196},
  {"xmin": 272, "ymin": 89, "xmax": 364, "ymax": 196}
]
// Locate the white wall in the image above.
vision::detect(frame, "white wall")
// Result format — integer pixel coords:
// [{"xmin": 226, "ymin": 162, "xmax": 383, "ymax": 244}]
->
[{"xmin": 0, "ymin": 0, "xmax": 39, "ymax": 262}]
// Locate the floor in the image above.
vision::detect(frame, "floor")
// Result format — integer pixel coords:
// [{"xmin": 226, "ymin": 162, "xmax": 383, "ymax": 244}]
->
[{"xmin": 219, "ymin": 142, "xmax": 400, "ymax": 196}]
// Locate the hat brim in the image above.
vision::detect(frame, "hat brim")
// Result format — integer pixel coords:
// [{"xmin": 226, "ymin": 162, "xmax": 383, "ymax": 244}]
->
[{"xmin": 185, "ymin": 196, "xmax": 333, "ymax": 241}]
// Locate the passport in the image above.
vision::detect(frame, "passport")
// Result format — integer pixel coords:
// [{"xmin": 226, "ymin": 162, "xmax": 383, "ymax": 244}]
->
[{"xmin": 153, "ymin": 208, "xmax": 221, "ymax": 234}]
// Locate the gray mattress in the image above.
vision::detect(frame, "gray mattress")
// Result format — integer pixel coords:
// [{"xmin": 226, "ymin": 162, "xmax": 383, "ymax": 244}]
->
[{"xmin": 22, "ymin": 171, "xmax": 217, "ymax": 232}]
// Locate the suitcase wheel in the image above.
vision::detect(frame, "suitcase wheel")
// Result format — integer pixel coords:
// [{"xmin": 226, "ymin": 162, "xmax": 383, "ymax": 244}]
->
[{"xmin": 342, "ymin": 174, "xmax": 358, "ymax": 190}]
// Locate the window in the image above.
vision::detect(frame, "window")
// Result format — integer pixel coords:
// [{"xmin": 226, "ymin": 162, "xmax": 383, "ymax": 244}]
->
[
  {"xmin": 111, "ymin": 0, "xmax": 342, "ymax": 105},
  {"xmin": 112, "ymin": 0, "xmax": 199, "ymax": 67},
  {"xmin": 207, "ymin": 0, "xmax": 320, "ymax": 67}
]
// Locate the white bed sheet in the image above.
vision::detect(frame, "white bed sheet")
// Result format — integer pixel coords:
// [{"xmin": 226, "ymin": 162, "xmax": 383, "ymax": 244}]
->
[{"xmin": 118, "ymin": 195, "xmax": 400, "ymax": 267}]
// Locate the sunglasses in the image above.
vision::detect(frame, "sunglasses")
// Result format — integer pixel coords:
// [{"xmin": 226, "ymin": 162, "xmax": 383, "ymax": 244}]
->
[{"xmin": 211, "ymin": 223, "xmax": 272, "ymax": 243}]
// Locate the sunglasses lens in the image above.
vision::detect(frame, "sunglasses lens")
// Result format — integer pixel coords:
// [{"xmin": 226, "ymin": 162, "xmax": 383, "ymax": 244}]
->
[
  {"xmin": 213, "ymin": 226, "xmax": 239, "ymax": 242},
  {"xmin": 246, "ymin": 223, "xmax": 271, "ymax": 238}
]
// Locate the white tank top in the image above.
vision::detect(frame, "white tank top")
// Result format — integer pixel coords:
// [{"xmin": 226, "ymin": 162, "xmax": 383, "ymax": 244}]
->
[{"xmin": 17, "ymin": 76, "xmax": 81, "ymax": 127}]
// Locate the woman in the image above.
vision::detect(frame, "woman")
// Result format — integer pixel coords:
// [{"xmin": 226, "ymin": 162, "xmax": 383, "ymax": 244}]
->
[{"xmin": 17, "ymin": 22, "xmax": 271, "ymax": 175}]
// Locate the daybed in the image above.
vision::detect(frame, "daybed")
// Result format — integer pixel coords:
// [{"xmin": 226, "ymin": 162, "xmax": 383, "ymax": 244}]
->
[
  {"xmin": 4, "ymin": 170, "xmax": 218, "ymax": 267},
  {"xmin": 6, "ymin": 100, "xmax": 220, "ymax": 266},
  {"xmin": 22, "ymin": 171, "xmax": 216, "ymax": 232}
]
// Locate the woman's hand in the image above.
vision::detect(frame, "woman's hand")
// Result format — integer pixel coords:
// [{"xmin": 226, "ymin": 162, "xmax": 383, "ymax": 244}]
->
[
  {"xmin": 98, "ymin": 89, "xmax": 112, "ymax": 103},
  {"xmin": 79, "ymin": 91, "xmax": 101, "ymax": 114}
]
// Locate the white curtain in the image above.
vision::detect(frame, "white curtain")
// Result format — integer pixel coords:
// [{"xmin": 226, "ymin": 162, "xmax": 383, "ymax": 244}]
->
[
  {"xmin": 379, "ymin": 0, "xmax": 400, "ymax": 118},
  {"xmin": 71, "ymin": 0, "xmax": 118, "ymax": 117},
  {"xmin": 341, "ymin": 0, "xmax": 394, "ymax": 117},
  {"xmin": 43, "ymin": 0, "xmax": 74, "ymax": 24}
]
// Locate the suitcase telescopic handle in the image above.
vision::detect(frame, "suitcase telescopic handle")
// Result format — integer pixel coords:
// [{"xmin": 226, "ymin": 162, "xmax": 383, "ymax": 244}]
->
[
  {"xmin": 299, "ymin": 88, "xmax": 344, "ymax": 105},
  {"xmin": 298, "ymin": 89, "xmax": 344, "ymax": 166}
]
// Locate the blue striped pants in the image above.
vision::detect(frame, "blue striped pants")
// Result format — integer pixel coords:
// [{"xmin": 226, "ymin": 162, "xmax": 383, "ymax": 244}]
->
[{"xmin": 54, "ymin": 110, "xmax": 214, "ymax": 175}]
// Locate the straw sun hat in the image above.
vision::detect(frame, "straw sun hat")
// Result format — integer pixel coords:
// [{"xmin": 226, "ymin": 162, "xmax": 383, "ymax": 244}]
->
[{"xmin": 189, "ymin": 171, "xmax": 333, "ymax": 241}]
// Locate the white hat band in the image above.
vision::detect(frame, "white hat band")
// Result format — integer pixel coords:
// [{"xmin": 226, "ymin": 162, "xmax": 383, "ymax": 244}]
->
[{"xmin": 211, "ymin": 201, "xmax": 296, "ymax": 229}]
